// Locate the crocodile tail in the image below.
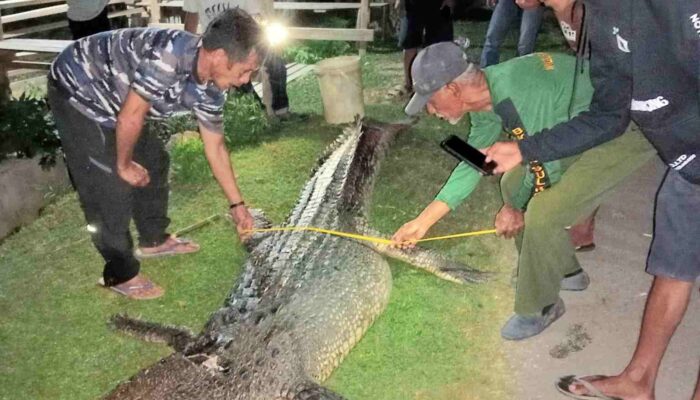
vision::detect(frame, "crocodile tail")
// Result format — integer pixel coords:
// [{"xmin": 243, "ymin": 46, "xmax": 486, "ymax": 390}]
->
[
  {"xmin": 287, "ymin": 382, "xmax": 347, "ymax": 400},
  {"xmin": 109, "ymin": 314, "xmax": 195, "ymax": 352},
  {"xmin": 309, "ymin": 118, "xmax": 363, "ymax": 178},
  {"xmin": 339, "ymin": 120, "xmax": 411, "ymax": 218}
]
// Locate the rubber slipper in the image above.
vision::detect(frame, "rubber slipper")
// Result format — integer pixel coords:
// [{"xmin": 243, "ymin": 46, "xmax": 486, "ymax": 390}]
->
[
  {"xmin": 134, "ymin": 236, "xmax": 200, "ymax": 259},
  {"xmin": 97, "ymin": 277, "xmax": 164, "ymax": 300},
  {"xmin": 385, "ymin": 84, "xmax": 413, "ymax": 100},
  {"xmin": 555, "ymin": 375, "xmax": 623, "ymax": 400}
]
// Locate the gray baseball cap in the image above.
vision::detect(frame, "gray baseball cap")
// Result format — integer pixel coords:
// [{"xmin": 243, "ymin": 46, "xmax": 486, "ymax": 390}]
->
[{"xmin": 405, "ymin": 42, "xmax": 471, "ymax": 116}]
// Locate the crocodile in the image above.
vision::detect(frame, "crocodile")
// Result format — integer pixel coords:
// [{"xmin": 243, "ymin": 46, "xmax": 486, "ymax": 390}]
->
[{"xmin": 105, "ymin": 119, "xmax": 489, "ymax": 400}]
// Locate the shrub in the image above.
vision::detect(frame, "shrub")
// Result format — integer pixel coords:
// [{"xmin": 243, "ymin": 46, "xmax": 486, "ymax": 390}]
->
[
  {"xmin": 283, "ymin": 40, "xmax": 353, "ymax": 64},
  {"xmin": 0, "ymin": 93, "xmax": 61, "ymax": 168},
  {"xmin": 169, "ymin": 135, "xmax": 211, "ymax": 183},
  {"xmin": 148, "ymin": 112, "xmax": 199, "ymax": 143},
  {"xmin": 223, "ymin": 90, "xmax": 271, "ymax": 146},
  {"xmin": 282, "ymin": 15, "xmax": 354, "ymax": 64}
]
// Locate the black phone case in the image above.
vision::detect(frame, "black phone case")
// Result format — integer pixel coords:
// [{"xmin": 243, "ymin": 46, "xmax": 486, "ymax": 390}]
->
[{"xmin": 440, "ymin": 135, "xmax": 494, "ymax": 176}]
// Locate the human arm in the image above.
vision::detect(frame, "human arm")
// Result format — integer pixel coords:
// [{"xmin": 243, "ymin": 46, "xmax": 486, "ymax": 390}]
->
[
  {"xmin": 441, "ymin": 0, "xmax": 455, "ymax": 11},
  {"xmin": 182, "ymin": 0, "xmax": 200, "ymax": 34},
  {"xmin": 392, "ymin": 115, "xmax": 501, "ymax": 247},
  {"xmin": 433, "ymin": 113, "xmax": 503, "ymax": 208},
  {"xmin": 486, "ymin": 15, "xmax": 632, "ymax": 173},
  {"xmin": 184, "ymin": 12, "xmax": 199, "ymax": 34},
  {"xmin": 199, "ymin": 125, "xmax": 254, "ymax": 237},
  {"xmin": 391, "ymin": 200, "xmax": 451, "ymax": 249},
  {"xmin": 494, "ymin": 203, "xmax": 524, "ymax": 238},
  {"xmin": 116, "ymin": 89, "xmax": 151, "ymax": 187}
]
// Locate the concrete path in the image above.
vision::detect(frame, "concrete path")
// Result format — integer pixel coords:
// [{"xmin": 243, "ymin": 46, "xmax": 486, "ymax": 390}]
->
[{"xmin": 507, "ymin": 159, "xmax": 700, "ymax": 400}]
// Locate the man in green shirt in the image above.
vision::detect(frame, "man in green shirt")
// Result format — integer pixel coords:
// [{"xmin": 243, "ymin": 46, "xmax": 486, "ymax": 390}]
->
[{"xmin": 392, "ymin": 42, "xmax": 656, "ymax": 340}]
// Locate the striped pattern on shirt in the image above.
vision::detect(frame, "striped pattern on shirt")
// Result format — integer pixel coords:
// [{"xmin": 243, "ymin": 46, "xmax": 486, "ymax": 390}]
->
[{"xmin": 50, "ymin": 28, "xmax": 225, "ymax": 133}]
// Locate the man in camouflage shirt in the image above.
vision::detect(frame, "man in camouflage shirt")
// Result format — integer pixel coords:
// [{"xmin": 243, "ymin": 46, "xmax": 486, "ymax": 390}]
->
[{"xmin": 48, "ymin": 9, "xmax": 263, "ymax": 299}]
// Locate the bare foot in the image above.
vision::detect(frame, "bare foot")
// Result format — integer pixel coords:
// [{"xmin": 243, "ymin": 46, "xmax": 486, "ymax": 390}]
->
[
  {"xmin": 568, "ymin": 217, "xmax": 595, "ymax": 249},
  {"xmin": 568, "ymin": 374, "xmax": 654, "ymax": 400}
]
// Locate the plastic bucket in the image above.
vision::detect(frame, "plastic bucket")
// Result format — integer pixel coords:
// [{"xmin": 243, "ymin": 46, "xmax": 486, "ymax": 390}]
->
[{"xmin": 314, "ymin": 56, "xmax": 365, "ymax": 124}]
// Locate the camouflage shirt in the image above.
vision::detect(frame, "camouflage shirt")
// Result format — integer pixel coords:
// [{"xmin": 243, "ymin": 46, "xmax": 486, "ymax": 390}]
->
[{"xmin": 50, "ymin": 28, "xmax": 225, "ymax": 133}]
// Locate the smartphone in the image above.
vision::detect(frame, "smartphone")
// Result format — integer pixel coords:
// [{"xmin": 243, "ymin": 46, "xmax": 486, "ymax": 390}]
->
[{"xmin": 440, "ymin": 135, "xmax": 495, "ymax": 176}]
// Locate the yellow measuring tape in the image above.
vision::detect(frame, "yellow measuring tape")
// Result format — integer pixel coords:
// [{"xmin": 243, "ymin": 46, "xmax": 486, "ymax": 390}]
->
[{"xmin": 245, "ymin": 226, "xmax": 497, "ymax": 245}]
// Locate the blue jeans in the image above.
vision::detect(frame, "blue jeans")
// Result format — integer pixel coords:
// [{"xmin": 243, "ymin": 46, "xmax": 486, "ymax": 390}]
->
[{"xmin": 480, "ymin": 0, "xmax": 544, "ymax": 67}]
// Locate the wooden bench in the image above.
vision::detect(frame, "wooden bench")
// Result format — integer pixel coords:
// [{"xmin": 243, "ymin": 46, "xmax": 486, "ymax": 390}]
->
[
  {"xmin": 0, "ymin": 0, "xmax": 337, "ymax": 108},
  {"xmin": 144, "ymin": 0, "xmax": 385, "ymax": 49},
  {"xmin": 252, "ymin": 62, "xmax": 313, "ymax": 99},
  {"xmin": 0, "ymin": 0, "xmax": 145, "ymax": 63},
  {"xmin": 0, "ymin": 0, "xmax": 146, "ymax": 100}
]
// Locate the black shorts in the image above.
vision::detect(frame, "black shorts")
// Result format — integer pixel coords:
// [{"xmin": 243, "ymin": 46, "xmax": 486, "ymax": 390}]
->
[
  {"xmin": 646, "ymin": 169, "xmax": 700, "ymax": 282},
  {"xmin": 68, "ymin": 6, "xmax": 110, "ymax": 40},
  {"xmin": 398, "ymin": 1, "xmax": 454, "ymax": 49}
]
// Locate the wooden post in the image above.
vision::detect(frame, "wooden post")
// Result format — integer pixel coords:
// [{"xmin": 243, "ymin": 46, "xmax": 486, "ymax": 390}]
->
[
  {"xmin": 148, "ymin": 0, "xmax": 160, "ymax": 25},
  {"xmin": 0, "ymin": 52, "xmax": 11, "ymax": 107},
  {"xmin": 0, "ymin": 7, "xmax": 4, "ymax": 41},
  {"xmin": 381, "ymin": 3, "xmax": 389, "ymax": 40},
  {"xmin": 261, "ymin": 0, "xmax": 274, "ymax": 18},
  {"xmin": 260, "ymin": 0, "xmax": 274, "ymax": 116},
  {"xmin": 356, "ymin": 0, "xmax": 370, "ymax": 56},
  {"xmin": 0, "ymin": 9, "xmax": 9, "ymax": 106}
]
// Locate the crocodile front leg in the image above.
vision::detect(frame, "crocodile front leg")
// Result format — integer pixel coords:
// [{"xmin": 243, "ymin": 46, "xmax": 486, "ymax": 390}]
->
[{"xmin": 358, "ymin": 228, "xmax": 492, "ymax": 284}]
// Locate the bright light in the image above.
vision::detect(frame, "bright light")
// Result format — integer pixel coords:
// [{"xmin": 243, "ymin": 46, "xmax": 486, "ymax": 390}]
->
[
  {"xmin": 86, "ymin": 224, "xmax": 98, "ymax": 233},
  {"xmin": 265, "ymin": 22, "xmax": 289, "ymax": 47}
]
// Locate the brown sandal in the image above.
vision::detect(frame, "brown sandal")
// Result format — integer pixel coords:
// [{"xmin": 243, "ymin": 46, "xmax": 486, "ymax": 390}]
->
[
  {"xmin": 97, "ymin": 275, "xmax": 164, "ymax": 300},
  {"xmin": 134, "ymin": 235, "xmax": 200, "ymax": 259}
]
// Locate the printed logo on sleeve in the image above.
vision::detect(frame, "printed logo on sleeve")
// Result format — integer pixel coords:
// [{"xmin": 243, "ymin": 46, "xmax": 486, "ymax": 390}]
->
[
  {"xmin": 630, "ymin": 96, "xmax": 669, "ymax": 112},
  {"xmin": 559, "ymin": 21, "xmax": 577, "ymax": 43},
  {"xmin": 612, "ymin": 27, "xmax": 630, "ymax": 53},
  {"xmin": 670, "ymin": 154, "xmax": 697, "ymax": 171},
  {"xmin": 536, "ymin": 53, "xmax": 555, "ymax": 71},
  {"xmin": 690, "ymin": 14, "xmax": 700, "ymax": 37}
]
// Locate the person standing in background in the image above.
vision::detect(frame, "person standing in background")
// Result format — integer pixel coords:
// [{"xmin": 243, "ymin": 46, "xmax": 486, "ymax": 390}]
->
[
  {"xmin": 66, "ymin": 0, "xmax": 111, "ymax": 40},
  {"xmin": 183, "ymin": 0, "xmax": 304, "ymax": 121},
  {"xmin": 480, "ymin": 0, "xmax": 544, "ymax": 67},
  {"xmin": 485, "ymin": 0, "xmax": 700, "ymax": 397},
  {"xmin": 515, "ymin": 0, "xmax": 582, "ymax": 52},
  {"xmin": 395, "ymin": 0, "xmax": 455, "ymax": 98}
]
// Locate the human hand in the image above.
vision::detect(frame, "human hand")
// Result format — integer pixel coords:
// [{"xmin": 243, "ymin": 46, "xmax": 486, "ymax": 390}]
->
[
  {"xmin": 487, "ymin": 0, "xmax": 499, "ymax": 8},
  {"xmin": 391, "ymin": 218, "xmax": 429, "ymax": 249},
  {"xmin": 515, "ymin": 0, "xmax": 541, "ymax": 10},
  {"xmin": 231, "ymin": 205, "xmax": 255, "ymax": 240},
  {"xmin": 117, "ymin": 161, "xmax": 150, "ymax": 187},
  {"xmin": 441, "ymin": 0, "xmax": 455, "ymax": 11},
  {"xmin": 494, "ymin": 204, "xmax": 524, "ymax": 239},
  {"xmin": 484, "ymin": 142, "xmax": 523, "ymax": 174}
]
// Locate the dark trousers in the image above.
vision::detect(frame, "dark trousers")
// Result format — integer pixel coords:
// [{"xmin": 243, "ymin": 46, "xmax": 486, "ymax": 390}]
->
[
  {"xmin": 48, "ymin": 80, "xmax": 170, "ymax": 286},
  {"xmin": 238, "ymin": 53, "xmax": 288, "ymax": 113},
  {"xmin": 399, "ymin": 0, "xmax": 454, "ymax": 49},
  {"xmin": 68, "ymin": 6, "xmax": 111, "ymax": 40}
]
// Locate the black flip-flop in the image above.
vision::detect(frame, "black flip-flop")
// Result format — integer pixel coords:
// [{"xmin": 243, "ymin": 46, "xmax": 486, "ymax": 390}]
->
[{"xmin": 575, "ymin": 243, "xmax": 596, "ymax": 252}]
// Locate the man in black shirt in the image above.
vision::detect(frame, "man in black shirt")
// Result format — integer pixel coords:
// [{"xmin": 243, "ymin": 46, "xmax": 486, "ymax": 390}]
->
[{"xmin": 485, "ymin": 0, "xmax": 700, "ymax": 398}]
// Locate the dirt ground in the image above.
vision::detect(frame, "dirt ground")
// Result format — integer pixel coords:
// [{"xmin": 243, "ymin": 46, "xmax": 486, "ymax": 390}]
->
[{"xmin": 506, "ymin": 159, "xmax": 700, "ymax": 399}]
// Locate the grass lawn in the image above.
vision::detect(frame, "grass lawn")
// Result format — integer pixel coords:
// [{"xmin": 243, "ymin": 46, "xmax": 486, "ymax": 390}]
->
[{"xmin": 0, "ymin": 19, "xmax": 568, "ymax": 400}]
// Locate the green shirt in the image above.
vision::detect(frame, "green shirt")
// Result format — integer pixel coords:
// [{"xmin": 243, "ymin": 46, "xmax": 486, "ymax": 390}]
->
[{"xmin": 435, "ymin": 53, "xmax": 594, "ymax": 210}]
